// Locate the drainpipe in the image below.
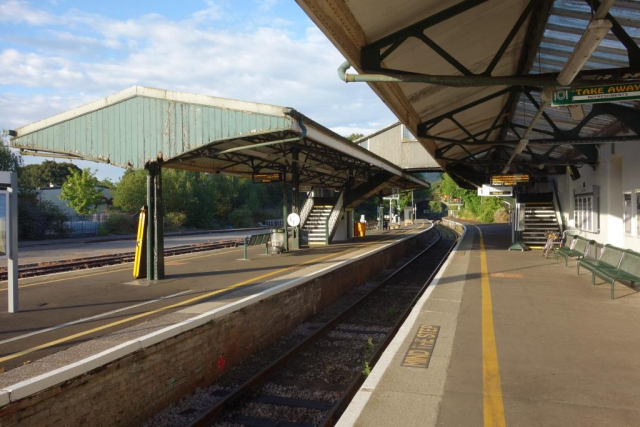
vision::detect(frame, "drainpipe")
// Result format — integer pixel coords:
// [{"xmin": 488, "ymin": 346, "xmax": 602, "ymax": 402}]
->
[{"xmin": 337, "ymin": 61, "xmax": 616, "ymax": 88}]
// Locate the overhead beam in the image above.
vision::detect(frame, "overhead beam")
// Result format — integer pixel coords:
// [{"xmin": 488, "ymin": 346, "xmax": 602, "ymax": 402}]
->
[{"xmin": 361, "ymin": 0, "xmax": 489, "ymax": 71}]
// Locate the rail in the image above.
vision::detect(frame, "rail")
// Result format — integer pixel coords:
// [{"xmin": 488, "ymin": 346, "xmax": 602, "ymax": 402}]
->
[
  {"xmin": 186, "ymin": 222, "xmax": 454, "ymax": 427},
  {"xmin": 0, "ymin": 239, "xmax": 243, "ymax": 280},
  {"xmin": 299, "ymin": 191, "xmax": 314, "ymax": 229}
]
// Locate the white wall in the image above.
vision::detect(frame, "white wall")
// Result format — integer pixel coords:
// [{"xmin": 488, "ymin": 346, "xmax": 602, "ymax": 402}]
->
[
  {"xmin": 557, "ymin": 135, "xmax": 640, "ymax": 252},
  {"xmin": 36, "ymin": 187, "xmax": 112, "ymax": 217},
  {"xmin": 333, "ymin": 209, "xmax": 348, "ymax": 242}
]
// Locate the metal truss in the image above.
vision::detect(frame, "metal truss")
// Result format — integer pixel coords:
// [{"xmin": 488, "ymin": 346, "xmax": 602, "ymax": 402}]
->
[
  {"xmin": 170, "ymin": 131, "xmax": 399, "ymax": 191},
  {"xmin": 360, "ymin": 0, "xmax": 640, "ymax": 87}
]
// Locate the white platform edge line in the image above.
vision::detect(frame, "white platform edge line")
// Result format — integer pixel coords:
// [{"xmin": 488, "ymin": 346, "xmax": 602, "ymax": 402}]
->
[
  {"xmin": 336, "ymin": 220, "xmax": 467, "ymax": 427},
  {"xmin": 0, "ymin": 223, "xmax": 434, "ymax": 405}
]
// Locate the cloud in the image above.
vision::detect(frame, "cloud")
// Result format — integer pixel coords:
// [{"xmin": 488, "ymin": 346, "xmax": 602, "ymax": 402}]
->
[
  {"xmin": 0, "ymin": 0, "xmax": 55, "ymax": 25},
  {"xmin": 0, "ymin": 1, "xmax": 395, "ymax": 142}
]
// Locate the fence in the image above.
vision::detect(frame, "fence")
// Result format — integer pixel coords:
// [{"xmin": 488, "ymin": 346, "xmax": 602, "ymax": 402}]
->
[
  {"xmin": 61, "ymin": 213, "xmax": 136, "ymax": 237},
  {"xmin": 264, "ymin": 219, "xmax": 283, "ymax": 228}
]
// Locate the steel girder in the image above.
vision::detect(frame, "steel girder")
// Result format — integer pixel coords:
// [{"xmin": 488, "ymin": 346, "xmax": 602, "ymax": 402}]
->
[
  {"xmin": 360, "ymin": 0, "xmax": 640, "ymax": 87},
  {"xmin": 358, "ymin": 0, "xmax": 640, "ymax": 186}
]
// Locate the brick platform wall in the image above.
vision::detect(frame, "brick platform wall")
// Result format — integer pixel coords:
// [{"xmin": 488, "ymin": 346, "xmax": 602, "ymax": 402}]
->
[{"xmin": 0, "ymin": 229, "xmax": 433, "ymax": 426}]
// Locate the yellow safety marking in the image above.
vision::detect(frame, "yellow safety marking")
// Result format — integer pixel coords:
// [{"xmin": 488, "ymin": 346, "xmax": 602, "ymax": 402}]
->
[
  {"xmin": 0, "ymin": 225, "xmax": 425, "ymax": 363},
  {"xmin": 477, "ymin": 226, "xmax": 507, "ymax": 427}
]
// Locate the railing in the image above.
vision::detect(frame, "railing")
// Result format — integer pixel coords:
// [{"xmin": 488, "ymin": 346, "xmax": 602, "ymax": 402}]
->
[
  {"xmin": 299, "ymin": 191, "xmax": 314, "ymax": 229},
  {"xmin": 264, "ymin": 219, "xmax": 283, "ymax": 228},
  {"xmin": 551, "ymin": 179, "xmax": 565, "ymax": 233},
  {"xmin": 325, "ymin": 188, "xmax": 345, "ymax": 244}
]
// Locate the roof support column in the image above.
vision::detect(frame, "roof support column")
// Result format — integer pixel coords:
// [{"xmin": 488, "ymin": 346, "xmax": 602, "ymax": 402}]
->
[
  {"xmin": 282, "ymin": 168, "xmax": 289, "ymax": 253},
  {"xmin": 291, "ymin": 149, "xmax": 301, "ymax": 250},
  {"xmin": 146, "ymin": 161, "xmax": 165, "ymax": 281}
]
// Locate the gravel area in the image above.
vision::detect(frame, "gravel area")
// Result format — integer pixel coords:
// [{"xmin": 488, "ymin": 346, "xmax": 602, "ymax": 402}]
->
[{"xmin": 142, "ymin": 227, "xmax": 453, "ymax": 427}]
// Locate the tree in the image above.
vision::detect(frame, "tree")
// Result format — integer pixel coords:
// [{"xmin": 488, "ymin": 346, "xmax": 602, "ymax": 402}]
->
[
  {"xmin": 18, "ymin": 160, "xmax": 81, "ymax": 190},
  {"xmin": 347, "ymin": 133, "xmax": 364, "ymax": 142},
  {"xmin": 112, "ymin": 169, "xmax": 147, "ymax": 212},
  {"xmin": 0, "ymin": 137, "xmax": 22, "ymax": 172},
  {"xmin": 59, "ymin": 168, "xmax": 103, "ymax": 215}
]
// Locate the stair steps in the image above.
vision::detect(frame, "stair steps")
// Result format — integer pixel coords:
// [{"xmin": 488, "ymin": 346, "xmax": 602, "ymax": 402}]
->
[
  {"xmin": 303, "ymin": 204, "xmax": 334, "ymax": 246},
  {"xmin": 522, "ymin": 201, "xmax": 561, "ymax": 248}
]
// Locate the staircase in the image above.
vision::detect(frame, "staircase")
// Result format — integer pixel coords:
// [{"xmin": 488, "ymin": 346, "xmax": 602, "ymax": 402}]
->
[
  {"xmin": 302, "ymin": 197, "xmax": 336, "ymax": 246},
  {"xmin": 521, "ymin": 196, "xmax": 561, "ymax": 249}
]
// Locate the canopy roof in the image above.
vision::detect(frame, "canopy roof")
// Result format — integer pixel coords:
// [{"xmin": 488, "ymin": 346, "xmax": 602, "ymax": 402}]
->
[
  {"xmin": 11, "ymin": 86, "xmax": 428, "ymax": 204},
  {"xmin": 297, "ymin": 0, "xmax": 640, "ymax": 187}
]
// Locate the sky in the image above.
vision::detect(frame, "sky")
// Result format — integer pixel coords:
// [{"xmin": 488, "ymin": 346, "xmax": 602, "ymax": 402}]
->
[{"xmin": 0, "ymin": 0, "xmax": 397, "ymax": 182}]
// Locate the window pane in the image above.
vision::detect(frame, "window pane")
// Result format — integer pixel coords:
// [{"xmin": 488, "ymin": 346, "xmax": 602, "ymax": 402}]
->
[
  {"xmin": 402, "ymin": 125, "xmax": 417, "ymax": 141},
  {"xmin": 624, "ymin": 192, "xmax": 632, "ymax": 234}
]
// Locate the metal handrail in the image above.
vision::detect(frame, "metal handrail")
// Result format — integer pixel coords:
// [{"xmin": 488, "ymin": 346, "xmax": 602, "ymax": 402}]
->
[
  {"xmin": 326, "ymin": 189, "xmax": 345, "ymax": 243},
  {"xmin": 299, "ymin": 191, "xmax": 314, "ymax": 229}
]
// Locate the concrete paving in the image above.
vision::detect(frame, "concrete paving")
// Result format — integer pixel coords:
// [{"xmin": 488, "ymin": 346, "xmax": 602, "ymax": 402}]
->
[
  {"xmin": 340, "ymin": 222, "xmax": 640, "ymax": 427},
  {"xmin": 0, "ymin": 223, "xmax": 428, "ymax": 371}
]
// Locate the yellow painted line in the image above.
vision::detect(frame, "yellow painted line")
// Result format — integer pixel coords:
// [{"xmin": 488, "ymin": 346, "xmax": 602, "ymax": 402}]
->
[
  {"xmin": 477, "ymin": 226, "xmax": 507, "ymax": 427},
  {"xmin": 0, "ymin": 225, "xmax": 426, "ymax": 363}
]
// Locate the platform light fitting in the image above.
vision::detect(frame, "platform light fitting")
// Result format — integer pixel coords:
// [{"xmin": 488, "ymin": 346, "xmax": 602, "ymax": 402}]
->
[{"xmin": 557, "ymin": 19, "xmax": 613, "ymax": 86}]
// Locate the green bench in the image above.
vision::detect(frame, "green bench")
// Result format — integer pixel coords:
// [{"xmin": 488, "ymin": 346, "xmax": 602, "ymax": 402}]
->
[
  {"xmin": 585, "ymin": 249, "xmax": 640, "ymax": 299},
  {"xmin": 239, "ymin": 232, "xmax": 270, "ymax": 260},
  {"xmin": 578, "ymin": 244, "xmax": 624, "ymax": 279},
  {"xmin": 554, "ymin": 235, "xmax": 594, "ymax": 266}
]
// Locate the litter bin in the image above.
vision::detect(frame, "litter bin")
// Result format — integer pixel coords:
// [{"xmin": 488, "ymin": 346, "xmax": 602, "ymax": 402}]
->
[
  {"xmin": 270, "ymin": 228, "xmax": 286, "ymax": 253},
  {"xmin": 354, "ymin": 222, "xmax": 367, "ymax": 237}
]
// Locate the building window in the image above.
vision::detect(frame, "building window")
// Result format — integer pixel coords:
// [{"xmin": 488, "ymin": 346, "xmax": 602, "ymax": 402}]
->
[
  {"xmin": 401, "ymin": 125, "xmax": 417, "ymax": 141},
  {"xmin": 624, "ymin": 191, "xmax": 632, "ymax": 235},
  {"xmin": 574, "ymin": 193, "xmax": 598, "ymax": 232}
]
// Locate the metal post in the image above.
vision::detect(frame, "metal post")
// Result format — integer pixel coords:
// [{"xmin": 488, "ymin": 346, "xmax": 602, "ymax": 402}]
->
[
  {"xmin": 154, "ymin": 162, "xmax": 165, "ymax": 279},
  {"xmin": 292, "ymin": 149, "xmax": 300, "ymax": 250},
  {"xmin": 282, "ymin": 177, "xmax": 289, "ymax": 253},
  {"xmin": 7, "ymin": 172, "xmax": 18, "ymax": 313},
  {"xmin": 378, "ymin": 191, "xmax": 384, "ymax": 231},
  {"xmin": 145, "ymin": 161, "xmax": 165, "ymax": 280},
  {"xmin": 146, "ymin": 167, "xmax": 155, "ymax": 281},
  {"xmin": 411, "ymin": 190, "xmax": 415, "ymax": 221}
]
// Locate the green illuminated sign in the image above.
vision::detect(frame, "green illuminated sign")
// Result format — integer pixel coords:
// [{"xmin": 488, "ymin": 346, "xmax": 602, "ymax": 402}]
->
[{"xmin": 552, "ymin": 82, "xmax": 640, "ymax": 106}]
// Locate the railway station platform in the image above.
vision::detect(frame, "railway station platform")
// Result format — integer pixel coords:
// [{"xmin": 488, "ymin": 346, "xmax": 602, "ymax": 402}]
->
[
  {"xmin": 340, "ymin": 221, "xmax": 640, "ymax": 427},
  {"xmin": 0, "ymin": 223, "xmax": 428, "ymax": 370},
  {"xmin": 0, "ymin": 222, "xmax": 435, "ymax": 426}
]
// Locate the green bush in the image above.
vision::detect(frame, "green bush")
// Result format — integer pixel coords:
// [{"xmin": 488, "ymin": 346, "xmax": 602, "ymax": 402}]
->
[
  {"xmin": 102, "ymin": 213, "xmax": 136, "ymax": 235},
  {"xmin": 228, "ymin": 207, "xmax": 253, "ymax": 228},
  {"xmin": 165, "ymin": 212, "xmax": 187, "ymax": 232},
  {"xmin": 18, "ymin": 200, "xmax": 69, "ymax": 240}
]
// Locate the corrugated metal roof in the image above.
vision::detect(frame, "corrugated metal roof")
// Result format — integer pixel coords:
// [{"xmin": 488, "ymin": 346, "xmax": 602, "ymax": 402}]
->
[
  {"xmin": 297, "ymin": 0, "xmax": 640, "ymax": 185},
  {"xmin": 508, "ymin": 0, "xmax": 640, "ymax": 165},
  {"xmin": 10, "ymin": 86, "xmax": 429, "ymax": 193}
]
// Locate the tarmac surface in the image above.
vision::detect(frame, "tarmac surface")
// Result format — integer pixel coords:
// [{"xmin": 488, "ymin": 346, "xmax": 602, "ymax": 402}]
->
[
  {"xmin": 340, "ymin": 222, "xmax": 640, "ymax": 427},
  {"xmin": 0, "ymin": 223, "xmax": 428, "ymax": 371},
  {"xmin": 1, "ymin": 229, "xmax": 264, "ymax": 266}
]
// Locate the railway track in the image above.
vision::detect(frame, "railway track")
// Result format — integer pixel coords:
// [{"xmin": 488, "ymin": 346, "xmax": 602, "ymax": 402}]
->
[
  {"xmin": 181, "ymin": 225, "xmax": 457, "ymax": 427},
  {"xmin": 0, "ymin": 239, "xmax": 244, "ymax": 281}
]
